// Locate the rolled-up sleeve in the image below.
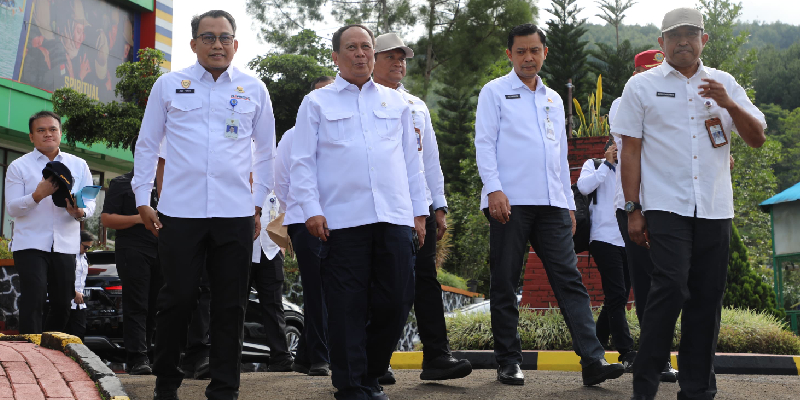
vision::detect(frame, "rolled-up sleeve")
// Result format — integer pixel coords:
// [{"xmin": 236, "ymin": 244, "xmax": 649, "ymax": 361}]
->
[
  {"xmin": 132, "ymin": 77, "xmax": 167, "ymax": 208},
  {"xmin": 290, "ymin": 96, "xmax": 324, "ymax": 221},
  {"xmin": 4, "ymin": 163, "xmax": 37, "ymax": 218},
  {"xmin": 421, "ymin": 109, "xmax": 447, "ymax": 210},
  {"xmin": 251, "ymin": 82, "xmax": 277, "ymax": 209},
  {"xmin": 475, "ymin": 86, "xmax": 503, "ymax": 194},
  {"xmin": 401, "ymin": 106, "xmax": 428, "ymax": 217}
]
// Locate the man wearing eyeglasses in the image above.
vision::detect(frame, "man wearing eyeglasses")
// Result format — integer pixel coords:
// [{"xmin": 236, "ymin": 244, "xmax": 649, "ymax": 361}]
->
[{"xmin": 132, "ymin": 9, "xmax": 276, "ymax": 400}]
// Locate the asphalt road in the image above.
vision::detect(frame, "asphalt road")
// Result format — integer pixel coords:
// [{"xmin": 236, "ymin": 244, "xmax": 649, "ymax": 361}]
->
[{"xmin": 120, "ymin": 369, "xmax": 800, "ymax": 399}]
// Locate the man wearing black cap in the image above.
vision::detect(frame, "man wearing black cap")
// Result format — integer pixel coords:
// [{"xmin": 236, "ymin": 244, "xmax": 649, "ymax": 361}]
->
[
  {"xmin": 4, "ymin": 111, "xmax": 95, "ymax": 334},
  {"xmin": 615, "ymin": 7, "xmax": 767, "ymax": 400}
]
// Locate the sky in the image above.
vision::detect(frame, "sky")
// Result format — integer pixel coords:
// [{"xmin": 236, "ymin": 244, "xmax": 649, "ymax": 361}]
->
[{"xmin": 170, "ymin": 0, "xmax": 799, "ymax": 76}]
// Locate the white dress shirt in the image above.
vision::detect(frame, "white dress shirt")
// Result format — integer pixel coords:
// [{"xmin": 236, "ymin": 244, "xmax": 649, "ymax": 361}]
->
[
  {"xmin": 609, "ymin": 97, "xmax": 628, "ymax": 211},
  {"xmin": 397, "ymin": 84, "xmax": 447, "ymax": 210},
  {"xmin": 72, "ymin": 253, "xmax": 88, "ymax": 310},
  {"xmin": 132, "ymin": 61, "xmax": 276, "ymax": 218},
  {"xmin": 577, "ymin": 158, "xmax": 624, "ymax": 247},
  {"xmin": 290, "ymin": 75, "xmax": 428, "ymax": 230},
  {"xmin": 612, "ymin": 61, "xmax": 766, "ymax": 219},
  {"xmin": 5, "ymin": 149, "xmax": 96, "ymax": 254},
  {"xmin": 274, "ymin": 128, "xmax": 306, "ymax": 226},
  {"xmin": 252, "ymin": 192, "xmax": 282, "ymax": 262},
  {"xmin": 475, "ymin": 71, "xmax": 576, "ymax": 211}
]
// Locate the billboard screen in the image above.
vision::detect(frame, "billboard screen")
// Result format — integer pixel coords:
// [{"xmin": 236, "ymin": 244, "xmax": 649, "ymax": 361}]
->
[{"xmin": 1, "ymin": 0, "xmax": 135, "ymax": 102}]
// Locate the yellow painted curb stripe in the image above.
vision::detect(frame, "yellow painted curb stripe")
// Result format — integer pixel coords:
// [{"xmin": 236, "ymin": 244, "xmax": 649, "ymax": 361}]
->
[
  {"xmin": 155, "ymin": 33, "xmax": 172, "ymax": 47},
  {"xmin": 793, "ymin": 356, "xmax": 800, "ymax": 375},
  {"xmin": 110, "ymin": 397, "xmax": 131, "ymax": 400},
  {"xmin": 671, "ymin": 354, "xmax": 679, "ymax": 369},
  {"xmin": 155, "ymin": 9, "xmax": 172, "ymax": 23},
  {"xmin": 390, "ymin": 351, "xmax": 423, "ymax": 369},
  {"xmin": 537, "ymin": 352, "xmax": 582, "ymax": 371}
]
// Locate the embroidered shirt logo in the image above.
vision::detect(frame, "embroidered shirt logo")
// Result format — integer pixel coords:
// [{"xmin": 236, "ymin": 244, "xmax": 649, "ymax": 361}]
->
[{"xmin": 181, "ymin": 80, "xmax": 191, "ymax": 89}]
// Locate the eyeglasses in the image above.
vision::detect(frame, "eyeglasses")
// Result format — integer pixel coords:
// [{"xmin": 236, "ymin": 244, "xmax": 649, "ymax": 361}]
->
[
  {"xmin": 81, "ymin": 243, "xmax": 92, "ymax": 250},
  {"xmin": 196, "ymin": 34, "xmax": 235, "ymax": 45}
]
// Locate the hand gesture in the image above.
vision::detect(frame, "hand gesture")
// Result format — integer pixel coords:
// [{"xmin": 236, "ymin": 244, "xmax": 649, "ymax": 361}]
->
[
  {"xmin": 74, "ymin": 291, "xmax": 84, "ymax": 305},
  {"xmin": 65, "ymin": 198, "xmax": 85, "ymax": 220},
  {"xmin": 488, "ymin": 191, "xmax": 511, "ymax": 224},
  {"xmin": 698, "ymin": 79, "xmax": 735, "ymax": 109},
  {"xmin": 628, "ymin": 211, "xmax": 650, "ymax": 249},
  {"xmin": 79, "ymin": 53, "xmax": 90, "ymax": 81},
  {"xmin": 137, "ymin": 205, "xmax": 162, "ymax": 237},
  {"xmin": 32, "ymin": 177, "xmax": 58, "ymax": 203},
  {"xmin": 306, "ymin": 215, "xmax": 329, "ymax": 241},
  {"xmin": 605, "ymin": 143, "xmax": 618, "ymax": 164},
  {"xmin": 414, "ymin": 215, "xmax": 427, "ymax": 249},
  {"xmin": 435, "ymin": 209, "xmax": 447, "ymax": 241}
]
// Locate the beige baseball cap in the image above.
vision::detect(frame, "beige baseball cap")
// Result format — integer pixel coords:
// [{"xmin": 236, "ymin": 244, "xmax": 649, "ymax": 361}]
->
[
  {"xmin": 374, "ymin": 33, "xmax": 414, "ymax": 58},
  {"xmin": 661, "ymin": 7, "xmax": 704, "ymax": 33}
]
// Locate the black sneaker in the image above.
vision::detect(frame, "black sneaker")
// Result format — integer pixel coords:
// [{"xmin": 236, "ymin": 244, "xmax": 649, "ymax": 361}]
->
[
  {"xmin": 291, "ymin": 361, "xmax": 310, "ymax": 374},
  {"xmin": 377, "ymin": 366, "xmax": 396, "ymax": 385},
  {"xmin": 130, "ymin": 360, "xmax": 152, "ymax": 375},
  {"xmin": 420, "ymin": 355, "xmax": 473, "ymax": 380},
  {"xmin": 193, "ymin": 357, "xmax": 210, "ymax": 380},
  {"xmin": 267, "ymin": 357, "xmax": 294, "ymax": 372},
  {"xmin": 582, "ymin": 359, "xmax": 624, "ymax": 386},
  {"xmin": 153, "ymin": 388, "xmax": 179, "ymax": 400},
  {"xmin": 309, "ymin": 362, "xmax": 330, "ymax": 376},
  {"xmin": 660, "ymin": 361, "xmax": 678, "ymax": 383},
  {"xmin": 619, "ymin": 351, "xmax": 637, "ymax": 373},
  {"xmin": 368, "ymin": 385, "xmax": 389, "ymax": 399}
]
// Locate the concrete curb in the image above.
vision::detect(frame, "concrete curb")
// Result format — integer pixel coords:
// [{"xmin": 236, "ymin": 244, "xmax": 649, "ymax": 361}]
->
[
  {"xmin": 390, "ymin": 350, "xmax": 800, "ymax": 375},
  {"xmin": 0, "ymin": 332, "xmax": 130, "ymax": 400}
]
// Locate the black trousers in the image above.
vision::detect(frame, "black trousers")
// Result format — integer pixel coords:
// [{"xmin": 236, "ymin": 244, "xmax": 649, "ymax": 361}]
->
[
  {"xmin": 415, "ymin": 206, "xmax": 450, "ymax": 361},
  {"xmin": 251, "ymin": 250, "xmax": 291, "ymax": 363},
  {"xmin": 117, "ymin": 248, "xmax": 163, "ymax": 365},
  {"xmin": 589, "ymin": 240, "xmax": 633, "ymax": 353},
  {"xmin": 321, "ymin": 223, "xmax": 415, "ymax": 400},
  {"xmin": 184, "ymin": 270, "xmax": 211, "ymax": 367},
  {"xmin": 14, "ymin": 249, "xmax": 75, "ymax": 334},
  {"xmin": 153, "ymin": 214, "xmax": 253, "ymax": 400},
  {"xmin": 287, "ymin": 223, "xmax": 329, "ymax": 366},
  {"xmin": 485, "ymin": 205, "xmax": 605, "ymax": 367},
  {"xmin": 616, "ymin": 210, "xmax": 654, "ymax": 323},
  {"xmin": 65, "ymin": 308, "xmax": 86, "ymax": 340},
  {"xmin": 632, "ymin": 211, "xmax": 730, "ymax": 399}
]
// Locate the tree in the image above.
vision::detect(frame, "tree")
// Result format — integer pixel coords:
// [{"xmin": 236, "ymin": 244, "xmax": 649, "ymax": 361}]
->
[
  {"xmin": 540, "ymin": 0, "xmax": 593, "ymax": 111},
  {"xmin": 773, "ymin": 107, "xmax": 800, "ymax": 191},
  {"xmin": 433, "ymin": 70, "xmax": 478, "ymax": 194},
  {"xmin": 699, "ymin": 0, "xmax": 758, "ymax": 95},
  {"xmin": 754, "ymin": 43, "xmax": 800, "ymax": 111},
  {"xmin": 724, "ymin": 225, "xmax": 784, "ymax": 318},
  {"xmin": 246, "ymin": 0, "xmax": 327, "ymax": 49},
  {"xmin": 595, "ymin": 0, "xmax": 636, "ymax": 48},
  {"xmin": 588, "ymin": 40, "xmax": 651, "ymax": 102},
  {"xmin": 52, "ymin": 48, "xmax": 165, "ymax": 150}
]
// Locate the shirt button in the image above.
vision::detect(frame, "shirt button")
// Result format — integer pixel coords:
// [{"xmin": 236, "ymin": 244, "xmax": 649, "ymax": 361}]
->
[
  {"xmin": 689, "ymin": 98, "xmax": 693, "ymax": 101},
  {"xmin": 694, "ymin": 156, "xmax": 697, "ymax": 159},
  {"xmin": 211, "ymin": 108, "xmax": 216, "ymax": 112},
  {"xmin": 368, "ymin": 146, "xmax": 372, "ymax": 150},
  {"xmin": 694, "ymin": 176, "xmax": 698, "ymax": 179},
  {"xmin": 371, "ymin": 167, "xmax": 374, "ymax": 171},
  {"xmin": 691, "ymin": 117, "xmax": 694, "ymax": 120},
  {"xmin": 693, "ymin": 135, "xmax": 696, "ymax": 138},
  {"xmin": 687, "ymin": 80, "xmax": 690, "ymax": 84}
]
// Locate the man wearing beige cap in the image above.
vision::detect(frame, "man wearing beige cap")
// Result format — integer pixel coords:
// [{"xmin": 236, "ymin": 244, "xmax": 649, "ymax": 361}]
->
[
  {"xmin": 613, "ymin": 7, "xmax": 766, "ymax": 400},
  {"xmin": 372, "ymin": 33, "xmax": 473, "ymax": 384}
]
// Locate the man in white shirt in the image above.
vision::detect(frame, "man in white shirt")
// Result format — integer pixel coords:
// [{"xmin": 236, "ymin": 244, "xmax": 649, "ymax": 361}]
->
[
  {"xmin": 475, "ymin": 24, "xmax": 624, "ymax": 387},
  {"xmin": 132, "ymin": 10, "xmax": 275, "ymax": 400},
  {"xmin": 371, "ymin": 33, "xmax": 472, "ymax": 383},
  {"xmin": 615, "ymin": 8, "xmax": 767, "ymax": 400},
  {"xmin": 5, "ymin": 111, "xmax": 95, "ymax": 334},
  {"xmin": 290, "ymin": 24, "xmax": 428, "ymax": 400},
  {"xmin": 275, "ymin": 76, "xmax": 334, "ymax": 378},
  {"xmin": 65, "ymin": 230, "xmax": 95, "ymax": 341},
  {"xmin": 577, "ymin": 140, "xmax": 635, "ymax": 369}
]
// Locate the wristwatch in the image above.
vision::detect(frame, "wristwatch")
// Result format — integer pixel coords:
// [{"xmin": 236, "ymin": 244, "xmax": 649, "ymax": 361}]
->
[
  {"xmin": 435, "ymin": 206, "xmax": 449, "ymax": 214},
  {"xmin": 624, "ymin": 201, "xmax": 642, "ymax": 214},
  {"xmin": 74, "ymin": 211, "xmax": 87, "ymax": 222}
]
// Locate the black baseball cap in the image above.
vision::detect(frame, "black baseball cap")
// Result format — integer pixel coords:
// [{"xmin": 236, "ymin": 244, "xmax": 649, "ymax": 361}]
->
[{"xmin": 42, "ymin": 161, "xmax": 74, "ymax": 208}]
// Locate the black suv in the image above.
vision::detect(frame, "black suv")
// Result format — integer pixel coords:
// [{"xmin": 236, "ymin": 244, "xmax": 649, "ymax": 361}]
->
[{"xmin": 83, "ymin": 251, "xmax": 304, "ymax": 363}]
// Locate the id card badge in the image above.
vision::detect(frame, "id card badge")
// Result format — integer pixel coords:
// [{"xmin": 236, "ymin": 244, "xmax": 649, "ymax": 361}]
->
[
  {"xmin": 225, "ymin": 118, "xmax": 239, "ymax": 139},
  {"xmin": 705, "ymin": 117, "xmax": 728, "ymax": 148},
  {"xmin": 415, "ymin": 128, "xmax": 423, "ymax": 151},
  {"xmin": 545, "ymin": 119, "xmax": 556, "ymax": 141}
]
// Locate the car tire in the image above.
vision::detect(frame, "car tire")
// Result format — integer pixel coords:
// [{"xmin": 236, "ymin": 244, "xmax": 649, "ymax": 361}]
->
[{"xmin": 285, "ymin": 325, "xmax": 301, "ymax": 357}]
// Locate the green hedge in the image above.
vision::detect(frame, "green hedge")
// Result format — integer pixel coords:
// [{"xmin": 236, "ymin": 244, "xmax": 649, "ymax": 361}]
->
[
  {"xmin": 437, "ymin": 269, "xmax": 469, "ymax": 291},
  {"xmin": 446, "ymin": 307, "xmax": 800, "ymax": 355}
]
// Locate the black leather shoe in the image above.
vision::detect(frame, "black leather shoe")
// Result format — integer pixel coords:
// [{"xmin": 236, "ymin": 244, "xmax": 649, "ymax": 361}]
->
[
  {"xmin": 660, "ymin": 361, "xmax": 678, "ymax": 383},
  {"xmin": 267, "ymin": 357, "xmax": 295, "ymax": 372},
  {"xmin": 496, "ymin": 363, "xmax": 524, "ymax": 385},
  {"xmin": 420, "ymin": 355, "xmax": 473, "ymax": 380},
  {"xmin": 291, "ymin": 361, "xmax": 310, "ymax": 374},
  {"xmin": 582, "ymin": 359, "xmax": 624, "ymax": 386},
  {"xmin": 193, "ymin": 357, "xmax": 210, "ymax": 380},
  {"xmin": 378, "ymin": 366, "xmax": 396, "ymax": 385},
  {"xmin": 153, "ymin": 388, "xmax": 179, "ymax": 400},
  {"xmin": 368, "ymin": 386, "xmax": 390, "ymax": 400},
  {"xmin": 619, "ymin": 351, "xmax": 637, "ymax": 373},
  {"xmin": 630, "ymin": 394, "xmax": 655, "ymax": 400},
  {"xmin": 129, "ymin": 360, "xmax": 152, "ymax": 375},
  {"xmin": 309, "ymin": 362, "xmax": 330, "ymax": 376}
]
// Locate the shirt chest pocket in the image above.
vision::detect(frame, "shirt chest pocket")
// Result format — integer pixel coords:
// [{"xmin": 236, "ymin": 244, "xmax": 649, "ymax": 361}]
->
[
  {"xmin": 323, "ymin": 111, "xmax": 355, "ymax": 143},
  {"xmin": 168, "ymin": 98, "xmax": 203, "ymax": 120},
  {"xmin": 373, "ymin": 108, "xmax": 403, "ymax": 140},
  {"xmin": 226, "ymin": 101, "xmax": 257, "ymax": 136}
]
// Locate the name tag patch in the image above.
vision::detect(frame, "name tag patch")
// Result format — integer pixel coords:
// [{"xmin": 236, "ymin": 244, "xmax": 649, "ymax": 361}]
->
[
  {"xmin": 176, "ymin": 89, "xmax": 195, "ymax": 94},
  {"xmin": 505, "ymin": 94, "xmax": 521, "ymax": 99},
  {"xmin": 656, "ymin": 92, "xmax": 675, "ymax": 97}
]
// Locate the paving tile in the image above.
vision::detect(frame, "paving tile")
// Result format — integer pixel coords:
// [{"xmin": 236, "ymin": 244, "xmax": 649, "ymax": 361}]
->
[
  {"xmin": 38, "ymin": 351, "xmax": 74, "ymax": 365},
  {"xmin": 53, "ymin": 363, "xmax": 85, "ymax": 375},
  {"xmin": 1, "ymin": 362, "xmax": 30, "ymax": 371},
  {"xmin": 11, "ymin": 383, "xmax": 45, "ymax": 400},
  {"xmin": 38, "ymin": 379, "xmax": 73, "ymax": 398},
  {"xmin": 0, "ymin": 376, "xmax": 12, "ymax": 397},
  {"xmin": 30, "ymin": 363, "xmax": 60, "ymax": 380},
  {"xmin": 60, "ymin": 371, "xmax": 92, "ymax": 383},
  {"xmin": 6, "ymin": 368, "xmax": 36, "ymax": 384},
  {"xmin": 0, "ymin": 348, "xmax": 23, "ymax": 363}
]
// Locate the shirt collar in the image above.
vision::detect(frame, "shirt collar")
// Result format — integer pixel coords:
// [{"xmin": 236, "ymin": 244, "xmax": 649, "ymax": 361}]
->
[
  {"xmin": 508, "ymin": 70, "xmax": 545, "ymax": 94},
  {"xmin": 658, "ymin": 59, "xmax": 710, "ymax": 78},
  {"xmin": 191, "ymin": 61, "xmax": 235, "ymax": 82},
  {"xmin": 333, "ymin": 74, "xmax": 375, "ymax": 93},
  {"xmin": 32, "ymin": 147, "xmax": 62, "ymax": 161}
]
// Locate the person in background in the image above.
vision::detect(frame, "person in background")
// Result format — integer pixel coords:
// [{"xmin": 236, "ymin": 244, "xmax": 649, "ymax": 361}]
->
[
  {"xmin": 65, "ymin": 230, "xmax": 95, "ymax": 341},
  {"xmin": 275, "ymin": 76, "xmax": 335, "ymax": 378},
  {"xmin": 5, "ymin": 111, "xmax": 95, "ymax": 335}
]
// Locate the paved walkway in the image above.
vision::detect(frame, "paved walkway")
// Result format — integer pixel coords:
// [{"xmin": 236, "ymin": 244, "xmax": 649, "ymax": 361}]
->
[
  {"xmin": 0, "ymin": 341, "xmax": 101, "ymax": 400},
  {"xmin": 120, "ymin": 369, "xmax": 800, "ymax": 399}
]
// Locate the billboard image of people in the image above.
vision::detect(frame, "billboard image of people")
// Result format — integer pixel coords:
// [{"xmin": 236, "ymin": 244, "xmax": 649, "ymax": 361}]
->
[
  {"xmin": 0, "ymin": 1, "xmax": 26, "ymax": 78},
  {"xmin": 10, "ymin": 0, "xmax": 135, "ymax": 103}
]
